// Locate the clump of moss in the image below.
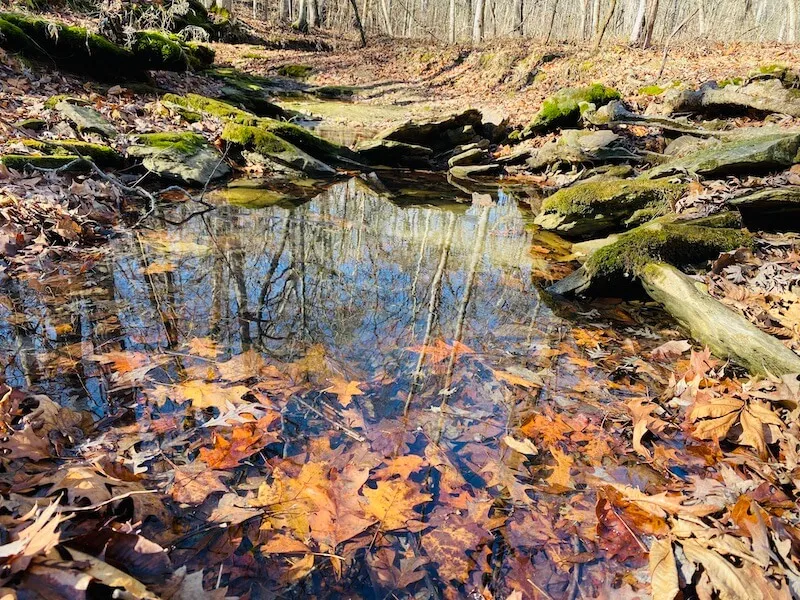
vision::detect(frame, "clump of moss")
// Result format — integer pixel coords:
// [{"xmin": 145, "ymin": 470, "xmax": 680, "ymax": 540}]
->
[
  {"xmin": 44, "ymin": 95, "xmax": 86, "ymax": 109},
  {"xmin": 258, "ymin": 118, "xmax": 351, "ymax": 161},
  {"xmin": 522, "ymin": 83, "xmax": 620, "ymax": 137},
  {"xmin": 278, "ymin": 64, "xmax": 313, "ymax": 78},
  {"xmin": 162, "ymin": 93, "xmax": 258, "ymax": 123},
  {"xmin": 718, "ymin": 77, "xmax": 743, "ymax": 88},
  {"xmin": 133, "ymin": 132, "xmax": 207, "ymax": 156},
  {"xmin": 541, "ymin": 179, "xmax": 685, "ymax": 220},
  {"xmin": 638, "ymin": 84, "xmax": 666, "ymax": 96},
  {"xmin": 310, "ymin": 85, "xmax": 356, "ymax": 99},
  {"xmin": 15, "ymin": 118, "xmax": 46, "ymax": 131},
  {"xmin": 22, "ymin": 139, "xmax": 122, "ymax": 167},
  {"xmin": 0, "ymin": 13, "xmax": 144, "ymax": 81},
  {"xmin": 586, "ymin": 222, "xmax": 753, "ymax": 280},
  {"xmin": 130, "ymin": 31, "xmax": 215, "ymax": 72},
  {"xmin": 1, "ymin": 154, "xmax": 90, "ymax": 171},
  {"xmin": 220, "ymin": 122, "xmax": 293, "ymax": 155}
]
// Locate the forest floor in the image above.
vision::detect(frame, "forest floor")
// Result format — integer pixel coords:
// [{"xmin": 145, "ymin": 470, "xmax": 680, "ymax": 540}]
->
[{"xmin": 3, "ymin": 8, "xmax": 800, "ymax": 600}]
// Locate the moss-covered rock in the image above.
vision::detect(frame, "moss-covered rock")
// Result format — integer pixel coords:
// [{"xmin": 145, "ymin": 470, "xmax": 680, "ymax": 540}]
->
[
  {"xmin": 127, "ymin": 132, "xmax": 231, "ymax": 186},
  {"xmin": 526, "ymin": 129, "xmax": 633, "ymax": 171},
  {"xmin": 14, "ymin": 118, "xmax": 46, "ymax": 131},
  {"xmin": 55, "ymin": 100, "xmax": 119, "ymax": 138},
  {"xmin": 533, "ymin": 178, "xmax": 686, "ymax": 239},
  {"xmin": 642, "ymin": 131, "xmax": 800, "ymax": 179},
  {"xmin": 278, "ymin": 64, "xmax": 313, "ymax": 78},
  {"xmin": 376, "ymin": 109, "xmax": 484, "ymax": 151},
  {"xmin": 520, "ymin": 84, "xmax": 620, "ymax": 138},
  {"xmin": 356, "ymin": 139, "xmax": 433, "ymax": 168},
  {"xmin": 221, "ymin": 122, "xmax": 336, "ymax": 178},
  {"xmin": 203, "ymin": 67, "xmax": 288, "ymax": 118},
  {"xmin": 21, "ymin": 139, "xmax": 122, "ymax": 167},
  {"xmin": 0, "ymin": 13, "xmax": 144, "ymax": 81},
  {"xmin": 550, "ymin": 219, "xmax": 752, "ymax": 296},
  {"xmin": 130, "ymin": 31, "xmax": 213, "ymax": 72},
  {"xmin": 162, "ymin": 92, "xmax": 258, "ymax": 123},
  {"xmin": 309, "ymin": 85, "xmax": 357, "ymax": 99},
  {"xmin": 0, "ymin": 154, "xmax": 90, "ymax": 171}
]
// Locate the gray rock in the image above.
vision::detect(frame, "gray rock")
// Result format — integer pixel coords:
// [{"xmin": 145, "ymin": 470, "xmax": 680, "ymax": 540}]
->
[
  {"xmin": 525, "ymin": 129, "xmax": 630, "ymax": 171},
  {"xmin": 356, "ymin": 139, "xmax": 433, "ymax": 168},
  {"xmin": 642, "ymin": 130, "xmax": 800, "ymax": 179},
  {"xmin": 56, "ymin": 100, "xmax": 118, "ymax": 139},
  {"xmin": 128, "ymin": 133, "xmax": 231, "ymax": 186},
  {"xmin": 448, "ymin": 148, "xmax": 485, "ymax": 168},
  {"xmin": 376, "ymin": 109, "xmax": 483, "ymax": 150}
]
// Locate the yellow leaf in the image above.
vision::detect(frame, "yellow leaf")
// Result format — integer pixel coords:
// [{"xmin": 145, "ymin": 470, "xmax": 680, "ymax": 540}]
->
[
  {"xmin": 323, "ymin": 377, "xmax": 364, "ymax": 407},
  {"xmin": 649, "ymin": 538, "xmax": 679, "ymax": 600},
  {"xmin": 545, "ymin": 446, "xmax": 573, "ymax": 490},
  {"xmin": 361, "ymin": 479, "xmax": 431, "ymax": 531}
]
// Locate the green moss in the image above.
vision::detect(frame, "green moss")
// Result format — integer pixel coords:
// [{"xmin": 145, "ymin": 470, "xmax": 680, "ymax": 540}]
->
[
  {"xmin": 21, "ymin": 139, "xmax": 122, "ymax": 166},
  {"xmin": 133, "ymin": 132, "xmax": 207, "ymax": 156},
  {"xmin": 638, "ymin": 85, "xmax": 666, "ymax": 96},
  {"xmin": 131, "ymin": 31, "xmax": 187, "ymax": 71},
  {"xmin": 310, "ymin": 85, "xmax": 356, "ymax": 99},
  {"xmin": 1, "ymin": 154, "xmax": 90, "ymax": 171},
  {"xmin": 15, "ymin": 118, "xmax": 46, "ymax": 131},
  {"xmin": 257, "ymin": 118, "xmax": 349, "ymax": 160},
  {"xmin": 522, "ymin": 83, "xmax": 620, "ymax": 136},
  {"xmin": 586, "ymin": 222, "xmax": 753, "ymax": 279},
  {"xmin": 44, "ymin": 95, "xmax": 86, "ymax": 109},
  {"xmin": 0, "ymin": 13, "xmax": 144, "ymax": 81},
  {"xmin": 220, "ymin": 122, "xmax": 293, "ymax": 154},
  {"xmin": 278, "ymin": 64, "xmax": 313, "ymax": 78},
  {"xmin": 718, "ymin": 77, "xmax": 743, "ymax": 87},
  {"xmin": 162, "ymin": 93, "xmax": 257, "ymax": 123},
  {"xmin": 542, "ymin": 179, "xmax": 684, "ymax": 220}
]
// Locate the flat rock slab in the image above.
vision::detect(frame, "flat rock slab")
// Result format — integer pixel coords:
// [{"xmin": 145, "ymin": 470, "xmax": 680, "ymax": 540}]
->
[
  {"xmin": 56, "ymin": 101, "xmax": 118, "ymax": 139},
  {"xmin": 128, "ymin": 134, "xmax": 231, "ymax": 186},
  {"xmin": 376, "ymin": 109, "xmax": 483, "ymax": 150},
  {"xmin": 356, "ymin": 139, "xmax": 433, "ymax": 168},
  {"xmin": 643, "ymin": 131, "xmax": 800, "ymax": 179},
  {"xmin": 662, "ymin": 80, "xmax": 800, "ymax": 117},
  {"xmin": 526, "ymin": 129, "xmax": 629, "ymax": 171}
]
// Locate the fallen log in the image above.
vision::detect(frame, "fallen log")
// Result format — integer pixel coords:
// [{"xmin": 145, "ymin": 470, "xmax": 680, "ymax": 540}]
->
[{"xmin": 640, "ymin": 263, "xmax": 800, "ymax": 376}]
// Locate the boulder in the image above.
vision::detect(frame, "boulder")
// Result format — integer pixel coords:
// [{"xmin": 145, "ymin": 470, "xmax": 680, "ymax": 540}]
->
[
  {"xmin": 448, "ymin": 163, "xmax": 502, "ymax": 179},
  {"xmin": 55, "ymin": 100, "xmax": 118, "ymax": 139},
  {"xmin": 448, "ymin": 148, "xmax": 485, "ymax": 168},
  {"xmin": 221, "ymin": 123, "xmax": 336, "ymax": 178},
  {"xmin": 519, "ymin": 84, "xmax": 620, "ymax": 138},
  {"xmin": 0, "ymin": 13, "xmax": 145, "ymax": 81},
  {"xmin": 642, "ymin": 130, "xmax": 800, "ymax": 179},
  {"xmin": 525, "ymin": 129, "xmax": 632, "ymax": 171},
  {"xmin": 533, "ymin": 178, "xmax": 686, "ymax": 239},
  {"xmin": 356, "ymin": 139, "xmax": 433, "ymax": 168},
  {"xmin": 549, "ymin": 217, "xmax": 752, "ymax": 296},
  {"xmin": 130, "ymin": 31, "xmax": 214, "ymax": 72},
  {"xmin": 20, "ymin": 139, "xmax": 122, "ymax": 168},
  {"xmin": 0, "ymin": 154, "xmax": 91, "ymax": 171},
  {"xmin": 127, "ymin": 132, "xmax": 231, "ymax": 186},
  {"xmin": 376, "ymin": 109, "xmax": 484, "ymax": 151},
  {"xmin": 203, "ymin": 68, "xmax": 288, "ymax": 118},
  {"xmin": 660, "ymin": 80, "xmax": 800, "ymax": 117},
  {"xmin": 730, "ymin": 186, "xmax": 800, "ymax": 231}
]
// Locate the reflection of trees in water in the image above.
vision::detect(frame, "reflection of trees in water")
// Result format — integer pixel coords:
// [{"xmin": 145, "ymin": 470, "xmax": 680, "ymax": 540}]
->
[{"xmin": 0, "ymin": 177, "xmax": 542, "ymax": 407}]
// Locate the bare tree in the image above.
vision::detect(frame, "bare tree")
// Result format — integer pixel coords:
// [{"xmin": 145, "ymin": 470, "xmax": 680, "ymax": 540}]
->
[{"xmin": 473, "ymin": 0, "xmax": 487, "ymax": 42}]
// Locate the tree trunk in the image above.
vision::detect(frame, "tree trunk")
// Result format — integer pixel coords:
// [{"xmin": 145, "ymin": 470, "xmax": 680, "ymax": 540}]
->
[
  {"xmin": 629, "ymin": 0, "xmax": 646, "ymax": 43},
  {"xmin": 789, "ymin": 0, "xmax": 798, "ymax": 42},
  {"xmin": 696, "ymin": 0, "xmax": 706, "ymax": 35},
  {"xmin": 380, "ymin": 0, "xmax": 394, "ymax": 35},
  {"xmin": 308, "ymin": 0, "xmax": 320, "ymax": 27},
  {"xmin": 348, "ymin": 0, "xmax": 368, "ymax": 45},
  {"xmin": 513, "ymin": 0, "xmax": 524, "ymax": 36},
  {"xmin": 296, "ymin": 0, "xmax": 309, "ymax": 31},
  {"xmin": 641, "ymin": 263, "xmax": 800, "ymax": 377},
  {"xmin": 592, "ymin": 0, "xmax": 617, "ymax": 50},
  {"xmin": 472, "ymin": 0, "xmax": 486, "ymax": 43},
  {"xmin": 448, "ymin": 0, "xmax": 456, "ymax": 42},
  {"xmin": 643, "ymin": 0, "xmax": 659, "ymax": 47},
  {"xmin": 591, "ymin": 0, "xmax": 600, "ymax": 33},
  {"xmin": 544, "ymin": 0, "xmax": 559, "ymax": 42}
]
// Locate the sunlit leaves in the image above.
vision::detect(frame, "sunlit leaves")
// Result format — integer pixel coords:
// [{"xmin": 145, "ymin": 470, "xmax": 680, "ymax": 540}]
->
[
  {"xmin": 171, "ymin": 466, "xmax": 228, "ymax": 504},
  {"xmin": 361, "ymin": 479, "xmax": 431, "ymax": 532},
  {"xmin": 198, "ymin": 413, "xmax": 280, "ymax": 469},
  {"xmin": 149, "ymin": 380, "xmax": 250, "ymax": 410},
  {"xmin": 323, "ymin": 377, "xmax": 364, "ymax": 407}
]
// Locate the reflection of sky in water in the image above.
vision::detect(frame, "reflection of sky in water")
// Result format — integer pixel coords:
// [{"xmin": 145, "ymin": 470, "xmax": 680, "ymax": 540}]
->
[{"xmin": 0, "ymin": 178, "xmax": 551, "ymax": 414}]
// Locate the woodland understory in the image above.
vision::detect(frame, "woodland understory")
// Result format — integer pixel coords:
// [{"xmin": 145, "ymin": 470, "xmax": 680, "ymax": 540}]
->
[{"xmin": 3, "ymin": 2, "xmax": 800, "ymax": 600}]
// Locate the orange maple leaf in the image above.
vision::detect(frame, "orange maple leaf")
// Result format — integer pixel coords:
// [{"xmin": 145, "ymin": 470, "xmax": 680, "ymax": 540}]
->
[
  {"xmin": 323, "ymin": 377, "xmax": 364, "ymax": 407},
  {"xmin": 199, "ymin": 414, "xmax": 279, "ymax": 469}
]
